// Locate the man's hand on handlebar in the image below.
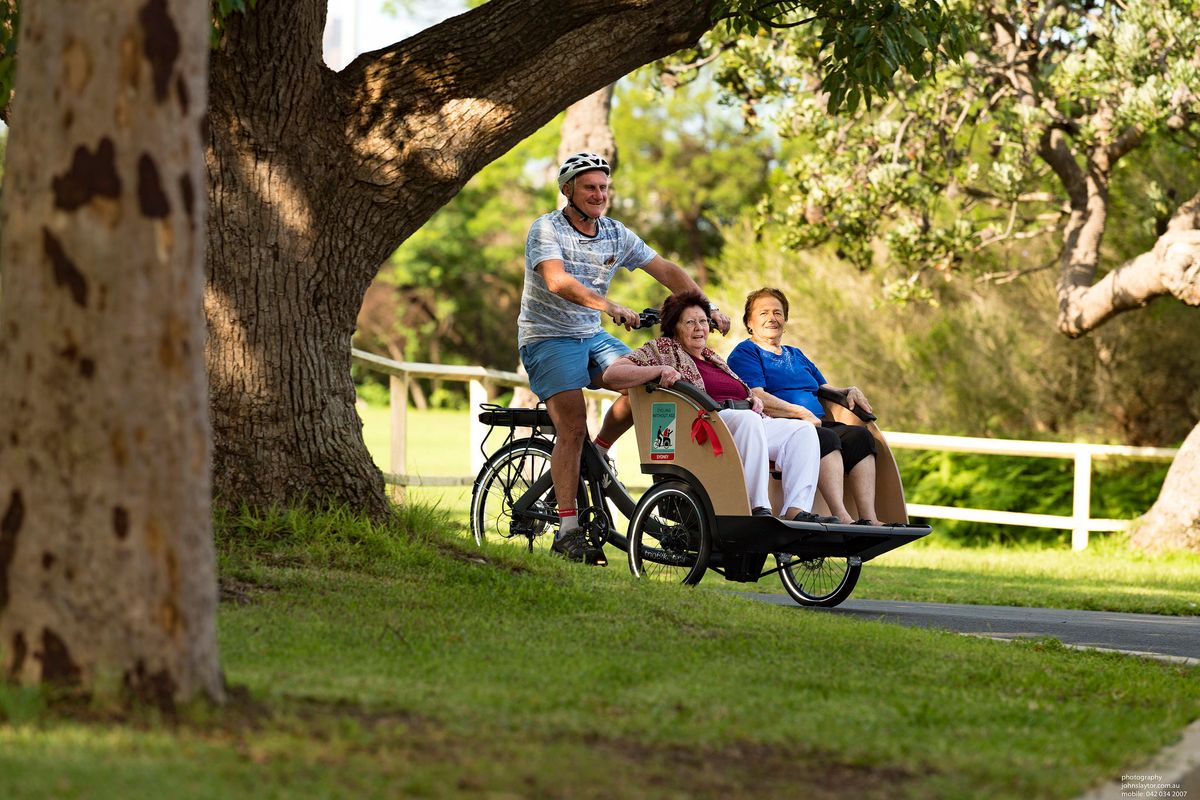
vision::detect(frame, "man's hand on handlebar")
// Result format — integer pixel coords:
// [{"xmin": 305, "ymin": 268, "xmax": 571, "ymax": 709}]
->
[
  {"xmin": 606, "ymin": 302, "xmax": 641, "ymax": 330},
  {"xmin": 711, "ymin": 308, "xmax": 732, "ymax": 335}
]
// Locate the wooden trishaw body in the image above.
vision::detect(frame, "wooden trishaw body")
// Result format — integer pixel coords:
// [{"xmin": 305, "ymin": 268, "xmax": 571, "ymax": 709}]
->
[{"xmin": 623, "ymin": 379, "xmax": 929, "ymax": 603}]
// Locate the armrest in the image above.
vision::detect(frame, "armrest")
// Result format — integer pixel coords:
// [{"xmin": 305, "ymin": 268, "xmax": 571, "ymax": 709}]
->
[
  {"xmin": 643, "ymin": 380, "xmax": 720, "ymax": 412},
  {"xmin": 817, "ymin": 386, "xmax": 877, "ymax": 423}
]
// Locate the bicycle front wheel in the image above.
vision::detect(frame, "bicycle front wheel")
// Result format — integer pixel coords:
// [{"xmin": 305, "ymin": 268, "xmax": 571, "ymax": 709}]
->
[{"xmin": 627, "ymin": 479, "xmax": 711, "ymax": 586}]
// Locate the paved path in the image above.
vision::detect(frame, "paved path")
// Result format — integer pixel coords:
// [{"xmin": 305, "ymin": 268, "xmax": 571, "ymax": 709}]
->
[{"xmin": 737, "ymin": 594, "xmax": 1200, "ymax": 663}]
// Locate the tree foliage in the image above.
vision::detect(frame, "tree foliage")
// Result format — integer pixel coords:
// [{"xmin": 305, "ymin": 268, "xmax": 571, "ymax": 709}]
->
[
  {"xmin": 610, "ymin": 70, "xmax": 774, "ymax": 286},
  {"xmin": 723, "ymin": 0, "xmax": 1200, "ymax": 307},
  {"xmin": 713, "ymin": 0, "xmax": 967, "ymax": 112}
]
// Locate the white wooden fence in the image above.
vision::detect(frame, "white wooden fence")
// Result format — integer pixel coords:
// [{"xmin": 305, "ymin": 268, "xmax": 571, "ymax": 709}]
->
[{"xmin": 352, "ymin": 349, "xmax": 1179, "ymax": 550}]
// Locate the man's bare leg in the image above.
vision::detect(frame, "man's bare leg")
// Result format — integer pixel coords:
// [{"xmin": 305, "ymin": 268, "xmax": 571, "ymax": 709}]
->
[
  {"xmin": 594, "ymin": 392, "xmax": 633, "ymax": 447},
  {"xmin": 544, "ymin": 390, "xmax": 588, "ymax": 526},
  {"xmin": 543, "ymin": 390, "xmax": 606, "ymax": 564}
]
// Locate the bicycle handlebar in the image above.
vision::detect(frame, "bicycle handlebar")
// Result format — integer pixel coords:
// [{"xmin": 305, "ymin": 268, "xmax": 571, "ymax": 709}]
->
[{"xmin": 637, "ymin": 307, "xmax": 660, "ymax": 328}]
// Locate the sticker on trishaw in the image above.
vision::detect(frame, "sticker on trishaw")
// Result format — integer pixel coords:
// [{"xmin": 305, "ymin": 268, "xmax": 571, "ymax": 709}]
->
[{"xmin": 650, "ymin": 402, "xmax": 676, "ymax": 461}]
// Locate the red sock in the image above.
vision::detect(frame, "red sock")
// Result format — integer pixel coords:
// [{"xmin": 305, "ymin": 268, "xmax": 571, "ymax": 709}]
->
[{"xmin": 594, "ymin": 436, "xmax": 613, "ymax": 450}]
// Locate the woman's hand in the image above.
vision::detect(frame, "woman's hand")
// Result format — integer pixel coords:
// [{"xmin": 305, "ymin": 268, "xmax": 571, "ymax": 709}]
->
[
  {"xmin": 657, "ymin": 366, "xmax": 682, "ymax": 388},
  {"xmin": 846, "ymin": 386, "xmax": 872, "ymax": 415},
  {"xmin": 711, "ymin": 308, "xmax": 732, "ymax": 335},
  {"xmin": 750, "ymin": 395, "xmax": 764, "ymax": 416},
  {"xmin": 797, "ymin": 406, "xmax": 822, "ymax": 425}
]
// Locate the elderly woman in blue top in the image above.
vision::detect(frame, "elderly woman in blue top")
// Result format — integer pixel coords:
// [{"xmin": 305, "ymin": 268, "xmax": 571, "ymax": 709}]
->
[{"xmin": 726, "ymin": 288, "xmax": 882, "ymax": 525}]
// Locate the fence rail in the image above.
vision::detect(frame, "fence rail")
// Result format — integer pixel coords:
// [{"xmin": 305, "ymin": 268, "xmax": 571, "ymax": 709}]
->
[{"xmin": 352, "ymin": 349, "xmax": 1178, "ymax": 550}]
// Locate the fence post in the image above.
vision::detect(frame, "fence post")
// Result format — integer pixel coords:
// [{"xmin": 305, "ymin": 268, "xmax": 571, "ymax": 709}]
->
[
  {"xmin": 1072, "ymin": 446, "xmax": 1092, "ymax": 550},
  {"xmin": 469, "ymin": 379, "xmax": 488, "ymax": 477},
  {"xmin": 390, "ymin": 372, "xmax": 409, "ymax": 503}
]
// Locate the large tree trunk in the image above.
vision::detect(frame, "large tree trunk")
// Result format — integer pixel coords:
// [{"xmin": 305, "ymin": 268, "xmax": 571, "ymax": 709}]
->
[
  {"xmin": 206, "ymin": 0, "xmax": 712, "ymax": 517},
  {"xmin": 0, "ymin": 0, "xmax": 222, "ymax": 704},
  {"xmin": 1131, "ymin": 423, "xmax": 1200, "ymax": 553}
]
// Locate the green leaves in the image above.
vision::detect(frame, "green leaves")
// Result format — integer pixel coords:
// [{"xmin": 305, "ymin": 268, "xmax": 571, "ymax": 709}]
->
[
  {"xmin": 0, "ymin": 0, "xmax": 18, "ymax": 120},
  {"xmin": 713, "ymin": 0, "xmax": 968, "ymax": 113},
  {"xmin": 724, "ymin": 0, "xmax": 1200, "ymax": 305}
]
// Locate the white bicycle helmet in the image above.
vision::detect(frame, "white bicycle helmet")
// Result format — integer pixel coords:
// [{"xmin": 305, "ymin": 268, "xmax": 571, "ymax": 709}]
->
[{"xmin": 557, "ymin": 152, "xmax": 611, "ymax": 188}]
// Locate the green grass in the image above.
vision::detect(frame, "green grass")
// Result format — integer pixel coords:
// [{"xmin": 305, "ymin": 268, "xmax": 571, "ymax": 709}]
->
[
  {"xmin": 848, "ymin": 540, "xmax": 1200, "ymax": 615},
  {"xmin": 3, "ymin": 504, "xmax": 1198, "ymax": 799}
]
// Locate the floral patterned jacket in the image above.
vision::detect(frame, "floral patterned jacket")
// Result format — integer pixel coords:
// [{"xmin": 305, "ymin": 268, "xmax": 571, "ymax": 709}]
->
[{"xmin": 624, "ymin": 337, "xmax": 752, "ymax": 400}]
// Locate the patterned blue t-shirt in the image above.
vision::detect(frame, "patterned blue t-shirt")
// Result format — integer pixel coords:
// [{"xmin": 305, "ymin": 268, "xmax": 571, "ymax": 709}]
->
[
  {"xmin": 518, "ymin": 211, "xmax": 656, "ymax": 347},
  {"xmin": 726, "ymin": 339, "xmax": 828, "ymax": 418}
]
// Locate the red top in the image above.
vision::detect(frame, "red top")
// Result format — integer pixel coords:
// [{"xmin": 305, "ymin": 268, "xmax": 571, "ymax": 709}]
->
[{"xmin": 695, "ymin": 358, "xmax": 748, "ymax": 402}]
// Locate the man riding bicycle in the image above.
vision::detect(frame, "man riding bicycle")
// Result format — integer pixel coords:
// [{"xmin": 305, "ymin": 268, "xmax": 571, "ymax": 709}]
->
[{"xmin": 518, "ymin": 152, "xmax": 731, "ymax": 565}]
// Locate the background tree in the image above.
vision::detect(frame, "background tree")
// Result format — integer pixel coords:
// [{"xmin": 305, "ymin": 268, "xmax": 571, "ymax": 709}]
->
[
  {"xmin": 203, "ymin": 0, "xmax": 960, "ymax": 520},
  {"xmin": 610, "ymin": 69, "xmax": 773, "ymax": 287},
  {"xmin": 0, "ymin": 0, "xmax": 222, "ymax": 704},
  {"xmin": 711, "ymin": 0, "xmax": 1200, "ymax": 550}
]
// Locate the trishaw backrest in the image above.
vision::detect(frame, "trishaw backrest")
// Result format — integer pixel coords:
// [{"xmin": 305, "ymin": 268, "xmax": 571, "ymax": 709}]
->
[
  {"xmin": 628, "ymin": 381, "xmax": 913, "ymax": 524},
  {"xmin": 815, "ymin": 391, "xmax": 910, "ymax": 525},
  {"xmin": 627, "ymin": 382, "xmax": 753, "ymax": 517}
]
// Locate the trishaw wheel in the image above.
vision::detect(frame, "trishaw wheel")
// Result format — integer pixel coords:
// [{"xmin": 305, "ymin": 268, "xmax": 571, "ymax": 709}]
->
[
  {"xmin": 471, "ymin": 438, "xmax": 583, "ymax": 554},
  {"xmin": 777, "ymin": 555, "xmax": 861, "ymax": 608},
  {"xmin": 627, "ymin": 479, "xmax": 711, "ymax": 586}
]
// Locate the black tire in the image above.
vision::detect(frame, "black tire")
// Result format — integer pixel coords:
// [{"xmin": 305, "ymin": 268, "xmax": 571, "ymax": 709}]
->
[
  {"xmin": 627, "ymin": 479, "xmax": 711, "ymax": 586},
  {"xmin": 777, "ymin": 555, "xmax": 861, "ymax": 607},
  {"xmin": 471, "ymin": 438, "xmax": 582, "ymax": 553}
]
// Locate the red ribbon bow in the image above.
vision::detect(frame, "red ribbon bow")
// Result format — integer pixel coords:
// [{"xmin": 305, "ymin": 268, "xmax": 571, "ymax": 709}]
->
[{"xmin": 690, "ymin": 410, "xmax": 723, "ymax": 456}]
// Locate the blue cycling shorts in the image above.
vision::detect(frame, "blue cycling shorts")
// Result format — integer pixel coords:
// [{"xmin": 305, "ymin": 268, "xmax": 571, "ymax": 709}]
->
[{"xmin": 520, "ymin": 331, "xmax": 631, "ymax": 401}]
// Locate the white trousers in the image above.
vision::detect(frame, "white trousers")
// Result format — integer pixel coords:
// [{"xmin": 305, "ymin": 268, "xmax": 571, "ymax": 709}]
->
[{"xmin": 717, "ymin": 410, "xmax": 820, "ymax": 513}]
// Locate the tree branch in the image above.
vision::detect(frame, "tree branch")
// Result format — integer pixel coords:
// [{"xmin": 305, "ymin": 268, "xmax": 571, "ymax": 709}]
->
[
  {"xmin": 326, "ymin": 0, "xmax": 714, "ymax": 254},
  {"xmin": 1057, "ymin": 190, "xmax": 1200, "ymax": 336}
]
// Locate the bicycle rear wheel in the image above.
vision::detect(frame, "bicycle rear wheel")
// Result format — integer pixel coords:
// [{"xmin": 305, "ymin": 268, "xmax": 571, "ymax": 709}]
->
[
  {"xmin": 471, "ymin": 438, "xmax": 582, "ymax": 553},
  {"xmin": 777, "ymin": 555, "xmax": 861, "ymax": 607}
]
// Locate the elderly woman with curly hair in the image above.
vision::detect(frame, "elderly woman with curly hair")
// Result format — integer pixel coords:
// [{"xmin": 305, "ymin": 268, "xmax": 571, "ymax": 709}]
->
[{"xmin": 601, "ymin": 290, "xmax": 827, "ymax": 522}]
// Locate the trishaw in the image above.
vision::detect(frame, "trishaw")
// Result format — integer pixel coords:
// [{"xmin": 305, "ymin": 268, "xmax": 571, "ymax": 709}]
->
[{"xmin": 470, "ymin": 314, "xmax": 930, "ymax": 608}]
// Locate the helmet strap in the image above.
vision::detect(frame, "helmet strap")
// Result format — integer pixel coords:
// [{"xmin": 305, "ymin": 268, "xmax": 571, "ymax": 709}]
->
[{"xmin": 566, "ymin": 197, "xmax": 597, "ymax": 224}]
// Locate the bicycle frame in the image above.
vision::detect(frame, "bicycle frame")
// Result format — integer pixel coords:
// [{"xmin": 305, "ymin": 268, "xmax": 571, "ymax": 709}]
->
[{"xmin": 505, "ymin": 435, "xmax": 638, "ymax": 549}]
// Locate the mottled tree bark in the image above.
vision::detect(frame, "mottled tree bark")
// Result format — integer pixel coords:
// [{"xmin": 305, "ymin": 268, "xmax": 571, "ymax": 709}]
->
[
  {"xmin": 1132, "ymin": 423, "xmax": 1200, "ymax": 553},
  {"xmin": 0, "ymin": 0, "xmax": 222, "ymax": 703},
  {"xmin": 205, "ymin": 0, "xmax": 713, "ymax": 517}
]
